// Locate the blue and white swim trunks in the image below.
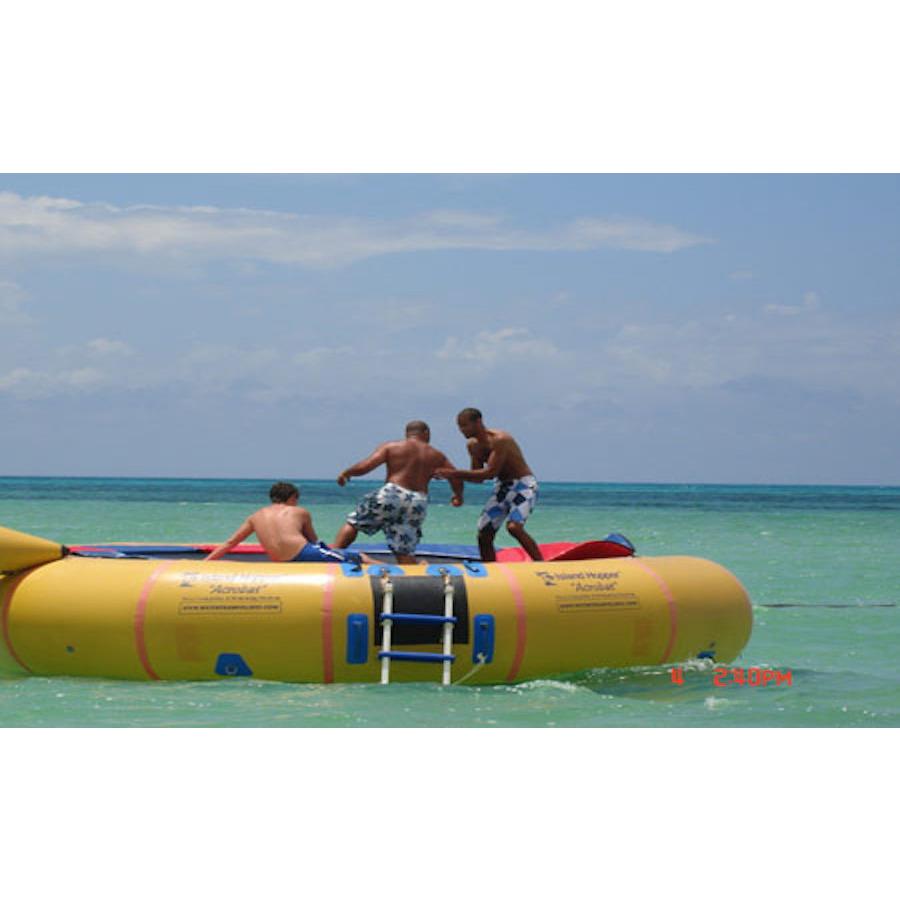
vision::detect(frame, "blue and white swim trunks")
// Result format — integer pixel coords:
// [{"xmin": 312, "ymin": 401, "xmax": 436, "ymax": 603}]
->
[
  {"xmin": 293, "ymin": 541, "xmax": 362, "ymax": 565},
  {"xmin": 347, "ymin": 482, "xmax": 429, "ymax": 557},
  {"xmin": 477, "ymin": 475, "xmax": 539, "ymax": 532}
]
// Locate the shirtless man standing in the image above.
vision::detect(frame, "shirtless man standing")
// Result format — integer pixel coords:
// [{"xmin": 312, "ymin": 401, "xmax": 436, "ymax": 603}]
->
[
  {"xmin": 436, "ymin": 407, "xmax": 543, "ymax": 562},
  {"xmin": 333, "ymin": 420, "xmax": 463, "ymax": 564},
  {"xmin": 205, "ymin": 481, "xmax": 369, "ymax": 564}
]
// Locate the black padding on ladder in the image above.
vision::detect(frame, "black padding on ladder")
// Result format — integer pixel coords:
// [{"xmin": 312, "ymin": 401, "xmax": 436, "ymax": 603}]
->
[{"xmin": 370, "ymin": 576, "xmax": 469, "ymax": 646}]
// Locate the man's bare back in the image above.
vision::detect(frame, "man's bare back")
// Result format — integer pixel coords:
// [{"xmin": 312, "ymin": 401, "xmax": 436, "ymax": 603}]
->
[
  {"xmin": 378, "ymin": 437, "xmax": 453, "ymax": 493},
  {"xmin": 336, "ymin": 421, "xmax": 461, "ymax": 496},
  {"xmin": 246, "ymin": 503, "xmax": 316, "ymax": 561},
  {"xmin": 205, "ymin": 489, "xmax": 316, "ymax": 562}
]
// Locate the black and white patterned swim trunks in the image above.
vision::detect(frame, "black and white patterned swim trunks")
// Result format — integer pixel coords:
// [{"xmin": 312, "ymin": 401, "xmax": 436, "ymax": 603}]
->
[
  {"xmin": 477, "ymin": 475, "xmax": 539, "ymax": 532},
  {"xmin": 347, "ymin": 482, "xmax": 429, "ymax": 556}
]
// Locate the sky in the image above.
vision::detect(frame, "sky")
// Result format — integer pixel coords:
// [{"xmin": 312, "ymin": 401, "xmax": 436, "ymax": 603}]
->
[{"xmin": 0, "ymin": 173, "xmax": 898, "ymax": 484}]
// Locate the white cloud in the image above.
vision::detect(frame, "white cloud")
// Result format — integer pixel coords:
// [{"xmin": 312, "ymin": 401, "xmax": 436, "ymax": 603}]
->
[
  {"xmin": 64, "ymin": 367, "xmax": 105, "ymax": 388},
  {"xmin": 86, "ymin": 337, "xmax": 133, "ymax": 356},
  {"xmin": 5, "ymin": 304, "xmax": 898, "ymax": 421},
  {"xmin": 571, "ymin": 303, "xmax": 900, "ymax": 403},
  {"xmin": 606, "ymin": 326, "xmax": 675, "ymax": 383},
  {"xmin": 0, "ymin": 191, "xmax": 712, "ymax": 269},
  {"xmin": 0, "ymin": 365, "xmax": 105, "ymax": 398},
  {"xmin": 560, "ymin": 217, "xmax": 710, "ymax": 253},
  {"xmin": 420, "ymin": 210, "xmax": 503, "ymax": 230},
  {"xmin": 0, "ymin": 367, "xmax": 33, "ymax": 390},
  {"xmin": 437, "ymin": 327, "xmax": 561, "ymax": 365},
  {"xmin": 172, "ymin": 345, "xmax": 281, "ymax": 390},
  {"xmin": 292, "ymin": 346, "xmax": 355, "ymax": 368},
  {"xmin": 375, "ymin": 298, "xmax": 437, "ymax": 330},
  {"xmin": 765, "ymin": 290, "xmax": 821, "ymax": 316}
]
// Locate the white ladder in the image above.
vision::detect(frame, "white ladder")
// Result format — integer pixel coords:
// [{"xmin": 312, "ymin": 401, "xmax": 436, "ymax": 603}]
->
[{"xmin": 378, "ymin": 569, "xmax": 457, "ymax": 685}]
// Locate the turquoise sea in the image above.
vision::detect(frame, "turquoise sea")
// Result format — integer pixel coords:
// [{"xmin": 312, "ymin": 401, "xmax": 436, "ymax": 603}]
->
[{"xmin": 2, "ymin": 476, "xmax": 899, "ymax": 728}]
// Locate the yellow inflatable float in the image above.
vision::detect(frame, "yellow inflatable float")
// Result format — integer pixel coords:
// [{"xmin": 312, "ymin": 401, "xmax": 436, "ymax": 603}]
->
[{"xmin": 0, "ymin": 524, "xmax": 752, "ymax": 685}]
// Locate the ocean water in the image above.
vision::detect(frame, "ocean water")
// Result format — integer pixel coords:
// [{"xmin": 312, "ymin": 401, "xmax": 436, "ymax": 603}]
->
[{"xmin": 1, "ymin": 476, "xmax": 898, "ymax": 728}]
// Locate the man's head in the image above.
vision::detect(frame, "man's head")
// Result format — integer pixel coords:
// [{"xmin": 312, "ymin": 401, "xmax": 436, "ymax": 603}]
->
[
  {"xmin": 269, "ymin": 481, "xmax": 300, "ymax": 504},
  {"xmin": 405, "ymin": 420, "xmax": 430, "ymax": 442},
  {"xmin": 456, "ymin": 407, "xmax": 483, "ymax": 439}
]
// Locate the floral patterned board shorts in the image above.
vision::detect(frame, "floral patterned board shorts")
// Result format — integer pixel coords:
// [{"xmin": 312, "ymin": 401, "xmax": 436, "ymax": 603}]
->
[
  {"xmin": 477, "ymin": 475, "xmax": 539, "ymax": 532},
  {"xmin": 347, "ymin": 482, "xmax": 429, "ymax": 556}
]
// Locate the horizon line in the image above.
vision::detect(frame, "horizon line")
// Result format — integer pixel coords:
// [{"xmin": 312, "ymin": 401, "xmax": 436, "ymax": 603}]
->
[{"xmin": 1, "ymin": 474, "xmax": 898, "ymax": 490}]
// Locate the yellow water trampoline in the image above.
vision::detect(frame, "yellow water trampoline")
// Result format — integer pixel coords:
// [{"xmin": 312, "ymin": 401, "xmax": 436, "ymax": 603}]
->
[{"xmin": 0, "ymin": 525, "xmax": 752, "ymax": 685}]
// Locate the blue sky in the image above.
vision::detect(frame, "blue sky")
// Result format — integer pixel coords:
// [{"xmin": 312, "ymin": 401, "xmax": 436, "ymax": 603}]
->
[{"xmin": 1, "ymin": 174, "xmax": 898, "ymax": 484}]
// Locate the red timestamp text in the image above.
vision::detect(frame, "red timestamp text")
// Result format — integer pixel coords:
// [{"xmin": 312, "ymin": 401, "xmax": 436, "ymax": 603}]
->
[{"xmin": 669, "ymin": 667, "xmax": 792, "ymax": 687}]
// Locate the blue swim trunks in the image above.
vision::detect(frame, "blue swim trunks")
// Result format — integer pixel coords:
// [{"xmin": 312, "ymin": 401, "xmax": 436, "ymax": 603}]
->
[
  {"xmin": 477, "ymin": 475, "xmax": 539, "ymax": 532},
  {"xmin": 347, "ymin": 482, "xmax": 428, "ymax": 557},
  {"xmin": 293, "ymin": 541, "xmax": 362, "ymax": 565}
]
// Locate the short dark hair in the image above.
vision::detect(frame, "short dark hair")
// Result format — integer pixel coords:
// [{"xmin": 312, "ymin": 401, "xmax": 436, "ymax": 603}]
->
[
  {"xmin": 406, "ymin": 419, "xmax": 429, "ymax": 436},
  {"xmin": 269, "ymin": 481, "xmax": 299, "ymax": 503},
  {"xmin": 457, "ymin": 407, "xmax": 482, "ymax": 423}
]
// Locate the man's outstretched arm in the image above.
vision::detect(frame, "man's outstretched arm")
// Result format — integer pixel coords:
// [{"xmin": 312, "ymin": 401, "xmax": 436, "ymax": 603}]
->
[
  {"xmin": 337, "ymin": 444, "xmax": 389, "ymax": 486},
  {"xmin": 437, "ymin": 444, "xmax": 508, "ymax": 482},
  {"xmin": 433, "ymin": 453, "xmax": 465, "ymax": 505},
  {"xmin": 205, "ymin": 519, "xmax": 254, "ymax": 561}
]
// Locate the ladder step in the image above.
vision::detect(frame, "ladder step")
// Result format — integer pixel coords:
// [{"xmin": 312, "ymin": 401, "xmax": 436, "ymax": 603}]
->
[
  {"xmin": 378, "ymin": 651, "xmax": 456, "ymax": 664},
  {"xmin": 380, "ymin": 612, "xmax": 458, "ymax": 624}
]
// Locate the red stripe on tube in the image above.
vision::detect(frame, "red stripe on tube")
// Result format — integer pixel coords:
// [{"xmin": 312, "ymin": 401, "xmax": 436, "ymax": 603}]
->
[
  {"xmin": 321, "ymin": 566, "xmax": 337, "ymax": 683},
  {"xmin": 134, "ymin": 561, "xmax": 177, "ymax": 680},
  {"xmin": 497, "ymin": 563, "xmax": 528, "ymax": 682},
  {"xmin": 631, "ymin": 558, "xmax": 679, "ymax": 664}
]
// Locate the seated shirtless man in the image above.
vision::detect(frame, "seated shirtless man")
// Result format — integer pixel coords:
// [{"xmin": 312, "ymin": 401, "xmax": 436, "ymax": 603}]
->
[
  {"xmin": 334, "ymin": 420, "xmax": 463, "ymax": 564},
  {"xmin": 204, "ymin": 481, "xmax": 374, "ymax": 564}
]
